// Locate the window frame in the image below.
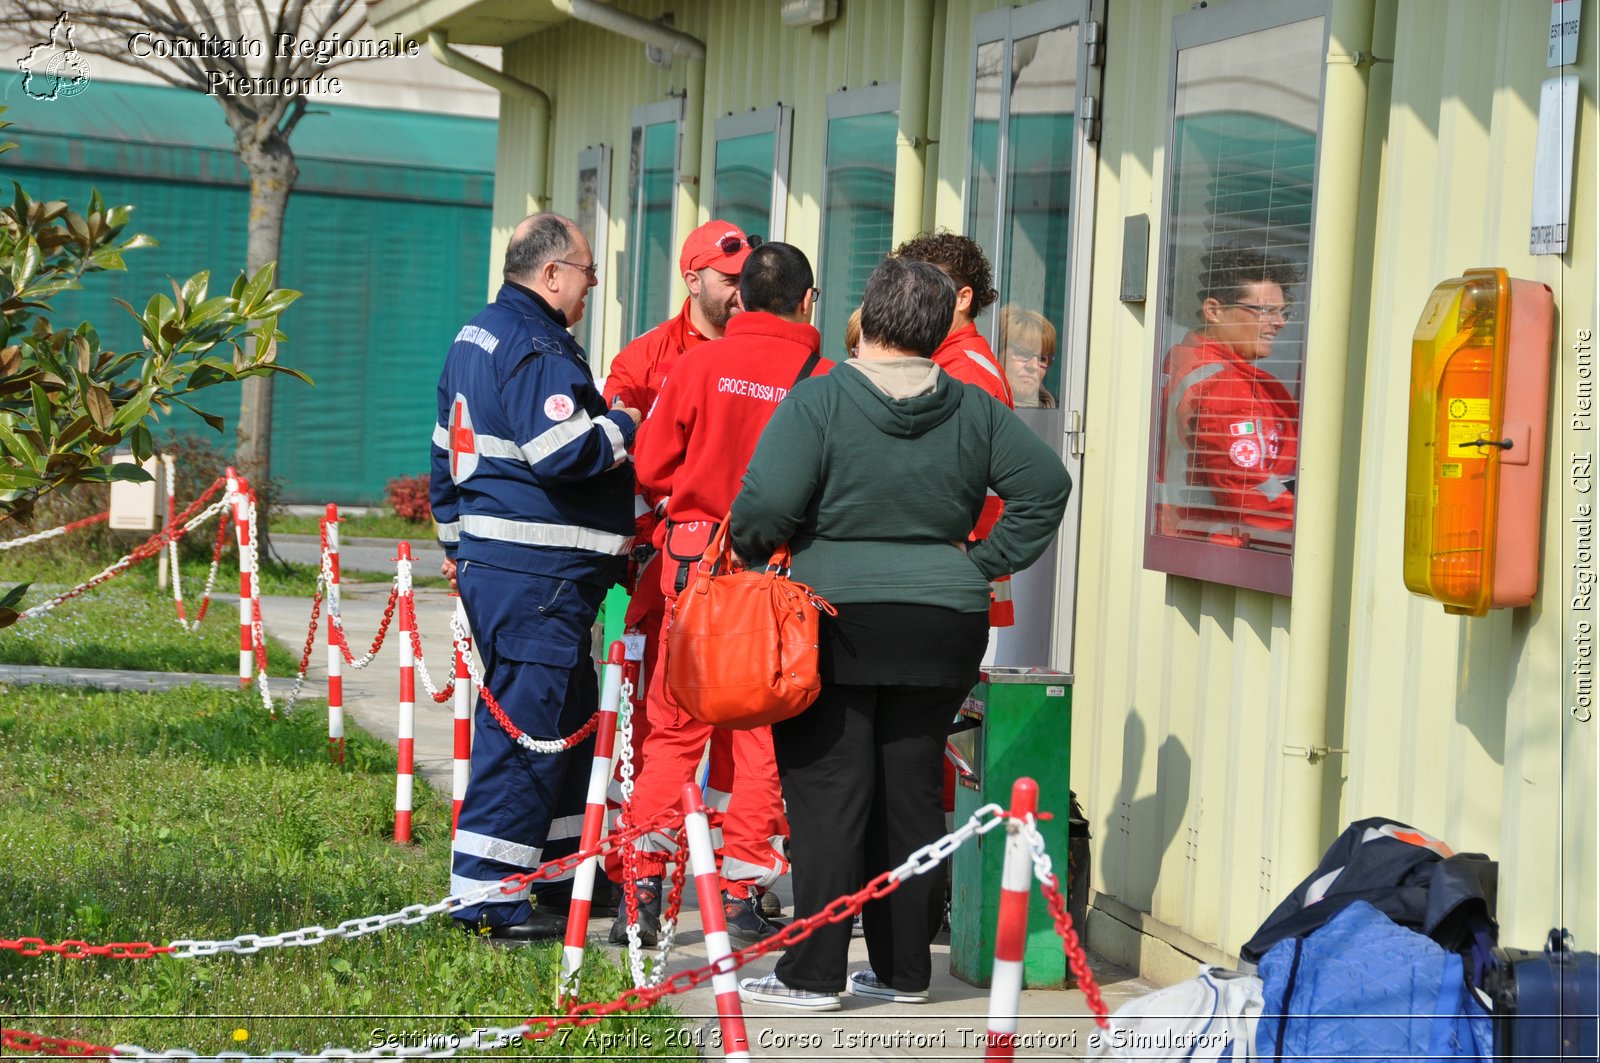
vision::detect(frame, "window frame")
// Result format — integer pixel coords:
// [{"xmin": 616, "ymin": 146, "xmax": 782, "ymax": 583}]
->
[
  {"xmin": 713, "ymin": 103, "xmax": 794, "ymax": 240},
  {"xmin": 1140, "ymin": 0, "xmax": 1332, "ymax": 597},
  {"xmin": 575, "ymin": 143, "xmax": 612, "ymax": 371},
  {"xmin": 626, "ymin": 97, "xmax": 685, "ymax": 342}
]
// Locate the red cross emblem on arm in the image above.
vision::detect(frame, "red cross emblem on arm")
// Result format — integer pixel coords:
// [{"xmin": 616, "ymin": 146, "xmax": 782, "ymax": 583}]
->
[{"xmin": 449, "ymin": 398, "xmax": 476, "ymax": 479}]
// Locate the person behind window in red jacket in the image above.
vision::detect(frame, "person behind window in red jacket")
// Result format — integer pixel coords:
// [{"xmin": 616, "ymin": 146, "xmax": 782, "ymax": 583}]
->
[
  {"xmin": 610, "ymin": 241, "xmax": 834, "ymax": 948},
  {"xmin": 1155, "ymin": 244, "xmax": 1302, "ymax": 550}
]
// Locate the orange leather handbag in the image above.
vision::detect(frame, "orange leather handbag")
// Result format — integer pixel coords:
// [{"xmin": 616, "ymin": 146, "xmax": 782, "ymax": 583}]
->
[{"xmin": 665, "ymin": 521, "xmax": 835, "ymax": 729}]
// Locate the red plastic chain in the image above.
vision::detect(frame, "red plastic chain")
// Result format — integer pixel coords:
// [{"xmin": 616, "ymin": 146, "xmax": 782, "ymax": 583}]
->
[
  {"xmin": 188, "ymin": 501, "xmax": 233, "ymax": 626},
  {"xmin": 1038, "ymin": 871, "xmax": 1110, "ymax": 1027},
  {"xmin": 480, "ymin": 678, "xmax": 600, "ymax": 750},
  {"xmin": 294, "ymin": 585, "xmax": 323, "ymax": 678},
  {"xmin": 1, "ymin": 1027, "xmax": 116, "ymax": 1057},
  {"xmin": 0, "ymin": 937, "xmax": 172, "ymax": 960},
  {"xmin": 661, "ymin": 839, "xmax": 688, "ymax": 925},
  {"xmin": 402, "ymin": 594, "xmax": 456, "ymax": 704},
  {"xmin": 28, "ymin": 478, "xmax": 226, "ymax": 613},
  {"xmin": 330, "ymin": 584, "xmax": 399, "ymax": 664}
]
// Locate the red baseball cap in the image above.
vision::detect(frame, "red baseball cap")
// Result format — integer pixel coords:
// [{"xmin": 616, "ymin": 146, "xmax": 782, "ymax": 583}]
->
[{"xmin": 679, "ymin": 219, "xmax": 759, "ymax": 275}]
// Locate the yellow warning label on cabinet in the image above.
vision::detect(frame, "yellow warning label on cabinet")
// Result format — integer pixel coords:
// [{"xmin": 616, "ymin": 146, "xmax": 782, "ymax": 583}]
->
[
  {"xmin": 1448, "ymin": 421, "xmax": 1492, "ymax": 453},
  {"xmin": 1446, "ymin": 397, "xmax": 1491, "ymax": 421},
  {"xmin": 1440, "ymin": 463, "xmax": 1464, "ymax": 478}
]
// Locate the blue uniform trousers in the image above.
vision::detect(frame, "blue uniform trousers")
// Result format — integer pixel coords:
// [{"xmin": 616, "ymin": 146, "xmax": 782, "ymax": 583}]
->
[{"xmin": 451, "ymin": 560, "xmax": 606, "ymax": 926}]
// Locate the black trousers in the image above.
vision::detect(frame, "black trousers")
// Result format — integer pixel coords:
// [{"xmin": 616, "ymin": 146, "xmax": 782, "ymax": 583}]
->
[{"xmin": 771, "ymin": 681, "xmax": 969, "ymax": 994}]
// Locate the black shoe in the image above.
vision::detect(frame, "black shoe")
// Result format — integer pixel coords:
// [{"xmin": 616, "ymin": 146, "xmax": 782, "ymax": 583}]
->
[
  {"xmin": 723, "ymin": 891, "xmax": 785, "ymax": 947},
  {"xmin": 458, "ymin": 908, "xmax": 566, "ymax": 945},
  {"xmin": 608, "ymin": 876, "xmax": 662, "ymax": 947},
  {"xmin": 758, "ymin": 891, "xmax": 783, "ymax": 919}
]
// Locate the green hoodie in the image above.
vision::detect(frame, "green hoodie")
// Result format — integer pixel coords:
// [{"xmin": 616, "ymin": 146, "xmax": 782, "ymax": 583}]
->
[{"xmin": 729, "ymin": 358, "xmax": 1072, "ymax": 611}]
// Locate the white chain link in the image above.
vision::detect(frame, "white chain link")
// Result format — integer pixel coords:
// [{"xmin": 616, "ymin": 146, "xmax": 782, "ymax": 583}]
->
[
  {"xmin": 1020, "ymin": 817, "xmax": 1062, "ymax": 889},
  {"xmin": 16, "ymin": 500, "xmax": 230, "ymax": 620},
  {"xmin": 171, "ymin": 518, "xmax": 226, "ymax": 634},
  {"xmin": 0, "ymin": 519, "xmax": 78, "ymax": 551},
  {"xmin": 395, "ymin": 553, "xmax": 448, "ymax": 701},
  {"xmin": 447, "ymin": 610, "xmax": 587, "ymax": 755},
  {"xmin": 241, "ymin": 493, "xmax": 319, "ymax": 717},
  {"xmin": 114, "ymin": 811, "xmax": 1013, "ymax": 1062}
]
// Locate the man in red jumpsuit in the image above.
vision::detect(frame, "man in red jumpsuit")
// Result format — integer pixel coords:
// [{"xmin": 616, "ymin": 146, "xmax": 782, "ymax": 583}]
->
[
  {"xmin": 1155, "ymin": 246, "xmax": 1301, "ymax": 549},
  {"xmin": 600, "ymin": 221, "xmax": 757, "ymax": 915},
  {"xmin": 892, "ymin": 231, "xmax": 1015, "ymax": 627},
  {"xmin": 612, "ymin": 242, "xmax": 833, "ymax": 946}
]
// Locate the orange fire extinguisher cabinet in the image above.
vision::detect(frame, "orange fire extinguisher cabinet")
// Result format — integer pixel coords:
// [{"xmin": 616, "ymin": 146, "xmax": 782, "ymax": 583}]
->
[{"xmin": 1403, "ymin": 268, "xmax": 1554, "ymax": 616}]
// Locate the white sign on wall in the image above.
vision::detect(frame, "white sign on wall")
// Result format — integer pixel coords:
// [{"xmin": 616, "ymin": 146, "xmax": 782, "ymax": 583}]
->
[
  {"xmin": 1530, "ymin": 74, "xmax": 1579, "ymax": 256},
  {"xmin": 1549, "ymin": 0, "xmax": 1582, "ymax": 67}
]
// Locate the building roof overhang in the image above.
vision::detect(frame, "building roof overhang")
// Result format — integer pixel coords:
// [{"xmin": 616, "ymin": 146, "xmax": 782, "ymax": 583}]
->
[{"xmin": 368, "ymin": 0, "xmax": 566, "ymax": 47}]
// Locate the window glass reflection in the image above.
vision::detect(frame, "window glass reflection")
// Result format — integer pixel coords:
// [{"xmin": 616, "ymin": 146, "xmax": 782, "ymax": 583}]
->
[
  {"xmin": 1147, "ymin": 16, "xmax": 1323, "ymax": 580},
  {"xmin": 818, "ymin": 109, "xmax": 897, "ymax": 349},
  {"xmin": 967, "ymin": 39, "xmax": 1004, "ymax": 270},
  {"xmin": 713, "ymin": 130, "xmax": 776, "ymax": 242},
  {"xmin": 627, "ymin": 120, "xmax": 676, "ymax": 340}
]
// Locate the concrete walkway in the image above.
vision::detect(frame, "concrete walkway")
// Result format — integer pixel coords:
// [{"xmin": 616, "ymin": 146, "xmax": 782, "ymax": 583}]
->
[{"xmin": 251, "ymin": 579, "xmax": 1153, "ymax": 1059}]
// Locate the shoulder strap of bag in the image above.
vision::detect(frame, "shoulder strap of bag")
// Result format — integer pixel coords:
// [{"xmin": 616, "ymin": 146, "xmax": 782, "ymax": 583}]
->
[{"xmin": 791, "ymin": 350, "xmax": 822, "ymax": 389}]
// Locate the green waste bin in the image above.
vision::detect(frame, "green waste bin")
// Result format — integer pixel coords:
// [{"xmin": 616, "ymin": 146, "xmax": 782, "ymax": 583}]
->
[{"xmin": 949, "ymin": 666, "xmax": 1073, "ymax": 988}]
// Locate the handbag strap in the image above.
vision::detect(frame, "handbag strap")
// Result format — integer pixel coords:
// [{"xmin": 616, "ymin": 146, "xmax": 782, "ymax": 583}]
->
[
  {"xmin": 791, "ymin": 350, "xmax": 821, "ymax": 389},
  {"xmin": 698, "ymin": 517, "xmax": 789, "ymax": 577}
]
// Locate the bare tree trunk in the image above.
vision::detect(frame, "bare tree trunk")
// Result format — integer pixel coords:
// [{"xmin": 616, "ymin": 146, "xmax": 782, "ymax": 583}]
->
[{"xmin": 233, "ymin": 125, "xmax": 299, "ymax": 480}]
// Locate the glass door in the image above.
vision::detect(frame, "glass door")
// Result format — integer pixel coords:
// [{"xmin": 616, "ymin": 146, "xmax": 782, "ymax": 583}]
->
[{"xmin": 966, "ymin": 0, "xmax": 1099, "ymax": 673}]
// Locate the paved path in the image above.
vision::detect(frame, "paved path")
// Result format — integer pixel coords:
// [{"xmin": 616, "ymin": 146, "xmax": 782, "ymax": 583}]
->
[
  {"xmin": 268, "ymin": 533, "xmax": 444, "ymax": 577},
  {"xmin": 0, "ymin": 663, "xmax": 244, "ymax": 693}
]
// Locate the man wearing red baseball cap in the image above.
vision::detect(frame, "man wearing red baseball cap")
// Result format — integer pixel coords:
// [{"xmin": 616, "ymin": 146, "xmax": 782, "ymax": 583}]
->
[{"xmin": 599, "ymin": 220, "xmax": 761, "ymax": 928}]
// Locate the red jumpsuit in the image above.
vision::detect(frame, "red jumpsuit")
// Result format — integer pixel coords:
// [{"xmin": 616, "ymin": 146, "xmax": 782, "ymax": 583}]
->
[
  {"xmin": 629, "ymin": 311, "xmax": 832, "ymax": 895},
  {"xmin": 932, "ymin": 322, "xmax": 1016, "ymax": 626},
  {"xmin": 601, "ymin": 300, "xmax": 710, "ymax": 877},
  {"xmin": 1155, "ymin": 331, "xmax": 1298, "ymax": 547}
]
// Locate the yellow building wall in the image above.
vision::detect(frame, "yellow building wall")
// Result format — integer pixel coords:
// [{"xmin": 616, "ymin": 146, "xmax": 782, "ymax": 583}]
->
[
  {"xmin": 1338, "ymin": 0, "xmax": 1597, "ymax": 947},
  {"xmin": 496, "ymin": 0, "xmax": 1012, "ymax": 373},
  {"xmin": 1074, "ymin": 0, "xmax": 1597, "ymax": 974}
]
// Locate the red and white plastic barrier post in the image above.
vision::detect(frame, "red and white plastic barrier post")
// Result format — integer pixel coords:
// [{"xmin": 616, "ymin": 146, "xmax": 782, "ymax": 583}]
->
[
  {"xmin": 159, "ymin": 453, "xmax": 176, "ymax": 592},
  {"xmin": 325, "ymin": 504, "xmax": 345, "ymax": 765},
  {"xmin": 984, "ymin": 776, "xmax": 1039, "ymax": 1061},
  {"xmin": 682, "ymin": 782, "xmax": 752, "ymax": 1061},
  {"xmin": 558, "ymin": 641, "xmax": 627, "ymax": 1004},
  {"xmin": 451, "ymin": 597, "xmax": 473, "ymax": 834},
  {"xmin": 226, "ymin": 467, "xmax": 253, "ymax": 686},
  {"xmin": 393, "ymin": 542, "xmax": 416, "ymax": 845}
]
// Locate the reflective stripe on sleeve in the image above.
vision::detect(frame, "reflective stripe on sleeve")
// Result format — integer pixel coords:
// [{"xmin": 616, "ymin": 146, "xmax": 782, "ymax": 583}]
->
[
  {"xmin": 1259, "ymin": 474, "xmax": 1290, "ymax": 501},
  {"xmin": 520, "ymin": 411, "xmax": 596, "ymax": 465},
  {"xmin": 435, "ymin": 520, "xmax": 461, "ymax": 544},
  {"xmin": 459, "ymin": 514, "xmax": 632, "ymax": 555},
  {"xmin": 598, "ymin": 416, "xmax": 628, "ymax": 467}
]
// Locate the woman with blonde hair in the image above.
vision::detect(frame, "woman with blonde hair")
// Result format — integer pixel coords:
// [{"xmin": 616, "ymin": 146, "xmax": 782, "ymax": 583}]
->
[{"xmin": 999, "ymin": 305, "xmax": 1058, "ymax": 409}]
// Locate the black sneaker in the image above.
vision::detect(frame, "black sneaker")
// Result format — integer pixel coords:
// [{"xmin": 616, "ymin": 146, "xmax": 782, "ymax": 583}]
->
[
  {"xmin": 758, "ymin": 891, "xmax": 783, "ymax": 919},
  {"xmin": 723, "ymin": 891, "xmax": 784, "ymax": 946},
  {"xmin": 607, "ymin": 876, "xmax": 662, "ymax": 947}
]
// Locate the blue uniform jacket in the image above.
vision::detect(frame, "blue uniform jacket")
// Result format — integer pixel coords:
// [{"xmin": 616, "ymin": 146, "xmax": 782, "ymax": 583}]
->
[{"xmin": 430, "ymin": 283, "xmax": 637, "ymax": 586}]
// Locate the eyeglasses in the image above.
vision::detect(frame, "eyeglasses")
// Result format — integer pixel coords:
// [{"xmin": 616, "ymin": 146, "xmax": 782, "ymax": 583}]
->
[
  {"xmin": 1006, "ymin": 349, "xmax": 1053, "ymax": 369},
  {"xmin": 717, "ymin": 234, "xmax": 763, "ymax": 255},
  {"xmin": 556, "ymin": 260, "xmax": 599, "ymax": 281},
  {"xmin": 808, "ymin": 287, "xmax": 821, "ymax": 303},
  {"xmin": 1226, "ymin": 302, "xmax": 1296, "ymax": 321}
]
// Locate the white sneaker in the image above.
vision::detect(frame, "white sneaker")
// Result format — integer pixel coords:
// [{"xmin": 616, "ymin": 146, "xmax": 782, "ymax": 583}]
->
[
  {"xmin": 738, "ymin": 973, "xmax": 841, "ymax": 1011},
  {"xmin": 847, "ymin": 969, "xmax": 929, "ymax": 1004}
]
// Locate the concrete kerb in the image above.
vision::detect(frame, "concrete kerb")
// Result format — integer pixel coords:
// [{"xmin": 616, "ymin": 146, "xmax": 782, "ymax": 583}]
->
[{"xmin": 253, "ymin": 577, "xmax": 1152, "ymax": 1060}]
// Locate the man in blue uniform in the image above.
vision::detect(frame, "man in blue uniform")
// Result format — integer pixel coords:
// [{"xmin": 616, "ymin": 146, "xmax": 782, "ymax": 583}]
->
[{"xmin": 430, "ymin": 212, "xmax": 643, "ymax": 943}]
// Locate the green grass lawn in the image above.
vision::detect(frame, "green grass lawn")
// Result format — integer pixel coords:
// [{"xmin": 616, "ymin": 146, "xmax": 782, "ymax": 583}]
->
[
  {"xmin": 269, "ymin": 510, "xmax": 431, "ymax": 541},
  {"xmin": 0, "ymin": 684, "xmax": 685, "ymax": 1055}
]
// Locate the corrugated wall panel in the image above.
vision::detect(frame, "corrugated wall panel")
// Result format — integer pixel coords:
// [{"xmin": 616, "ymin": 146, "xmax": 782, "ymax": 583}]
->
[{"xmin": 1341, "ymin": 0, "xmax": 1596, "ymax": 947}]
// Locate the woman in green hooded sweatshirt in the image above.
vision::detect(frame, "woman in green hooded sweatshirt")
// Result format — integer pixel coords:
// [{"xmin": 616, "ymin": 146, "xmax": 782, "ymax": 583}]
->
[{"xmin": 732, "ymin": 257, "xmax": 1071, "ymax": 1011}]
